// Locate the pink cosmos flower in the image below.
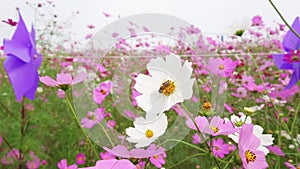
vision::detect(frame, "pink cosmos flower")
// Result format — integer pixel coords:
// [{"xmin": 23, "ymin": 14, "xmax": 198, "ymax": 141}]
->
[
  {"xmin": 40, "ymin": 72, "xmax": 86, "ymax": 90},
  {"xmin": 238, "ymin": 124, "xmax": 268, "ymax": 169},
  {"xmin": 57, "ymin": 159, "xmax": 77, "ymax": 169},
  {"xmin": 147, "ymin": 144, "xmax": 167, "ymax": 168},
  {"xmin": 93, "ymin": 81, "xmax": 113, "ymax": 104},
  {"xmin": 0, "ymin": 135, "xmax": 2, "ymax": 146},
  {"xmin": 26, "ymin": 158, "xmax": 40, "ymax": 169},
  {"xmin": 231, "ymin": 87, "xmax": 247, "ymax": 98},
  {"xmin": 80, "ymin": 159, "xmax": 136, "ymax": 169},
  {"xmin": 26, "ymin": 151, "xmax": 41, "ymax": 169},
  {"xmin": 107, "ymin": 120, "xmax": 116, "ymax": 129},
  {"xmin": 243, "ymin": 83, "xmax": 265, "ymax": 93},
  {"xmin": 149, "ymin": 151, "xmax": 167, "ymax": 168},
  {"xmin": 211, "ymin": 138, "xmax": 230, "ymax": 159},
  {"xmin": 100, "ymin": 152, "xmax": 116, "ymax": 160},
  {"xmin": 241, "ymin": 75, "xmax": 255, "ymax": 85},
  {"xmin": 76, "ymin": 153, "xmax": 86, "ymax": 165},
  {"xmin": 81, "ymin": 108, "xmax": 105, "ymax": 129},
  {"xmin": 2, "ymin": 148, "xmax": 21, "ymax": 164},
  {"xmin": 207, "ymin": 57, "xmax": 237, "ymax": 77},
  {"xmin": 203, "ymin": 116, "xmax": 238, "ymax": 136},
  {"xmin": 186, "ymin": 116, "xmax": 209, "ymax": 132},
  {"xmin": 185, "ymin": 25, "xmax": 201, "ymax": 35},
  {"xmin": 251, "ymin": 15, "xmax": 264, "ymax": 26}
]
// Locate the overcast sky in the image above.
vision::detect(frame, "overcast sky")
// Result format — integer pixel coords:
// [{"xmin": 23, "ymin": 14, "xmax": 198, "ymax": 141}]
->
[{"xmin": 0, "ymin": 0, "xmax": 299, "ymax": 45}]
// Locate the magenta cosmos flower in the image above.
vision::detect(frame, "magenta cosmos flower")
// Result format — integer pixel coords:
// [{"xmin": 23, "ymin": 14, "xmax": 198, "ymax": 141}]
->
[
  {"xmin": 93, "ymin": 80, "xmax": 113, "ymax": 104},
  {"xmin": 272, "ymin": 17, "xmax": 300, "ymax": 89},
  {"xmin": 238, "ymin": 124, "xmax": 268, "ymax": 169},
  {"xmin": 57, "ymin": 159, "xmax": 77, "ymax": 169},
  {"xmin": 148, "ymin": 144, "xmax": 167, "ymax": 168},
  {"xmin": 3, "ymin": 11, "xmax": 42, "ymax": 101},
  {"xmin": 207, "ymin": 57, "xmax": 237, "ymax": 77},
  {"xmin": 40, "ymin": 72, "xmax": 86, "ymax": 90},
  {"xmin": 211, "ymin": 138, "xmax": 230, "ymax": 159},
  {"xmin": 76, "ymin": 153, "xmax": 86, "ymax": 165},
  {"xmin": 81, "ymin": 108, "xmax": 105, "ymax": 129}
]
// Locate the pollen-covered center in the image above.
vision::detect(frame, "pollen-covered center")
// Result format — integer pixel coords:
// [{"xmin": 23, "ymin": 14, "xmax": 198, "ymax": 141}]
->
[
  {"xmin": 210, "ymin": 126, "xmax": 219, "ymax": 133},
  {"xmin": 219, "ymin": 64, "xmax": 224, "ymax": 70},
  {"xmin": 145, "ymin": 129, "xmax": 154, "ymax": 138},
  {"xmin": 214, "ymin": 146, "xmax": 220, "ymax": 151},
  {"xmin": 100, "ymin": 89, "xmax": 107, "ymax": 95},
  {"xmin": 159, "ymin": 80, "xmax": 176, "ymax": 96},
  {"xmin": 245, "ymin": 150, "xmax": 256, "ymax": 163},
  {"xmin": 202, "ymin": 101, "xmax": 212, "ymax": 110},
  {"xmin": 153, "ymin": 155, "xmax": 159, "ymax": 159}
]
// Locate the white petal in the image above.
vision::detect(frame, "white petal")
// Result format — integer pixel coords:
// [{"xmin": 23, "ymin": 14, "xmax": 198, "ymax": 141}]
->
[
  {"xmin": 258, "ymin": 134, "xmax": 274, "ymax": 146},
  {"xmin": 165, "ymin": 53, "xmax": 181, "ymax": 75},
  {"xmin": 134, "ymin": 74, "xmax": 160, "ymax": 94},
  {"xmin": 179, "ymin": 78, "xmax": 195, "ymax": 99},
  {"xmin": 257, "ymin": 146, "xmax": 270, "ymax": 155},
  {"xmin": 151, "ymin": 113, "xmax": 168, "ymax": 136},
  {"xmin": 253, "ymin": 125, "xmax": 264, "ymax": 135},
  {"xmin": 136, "ymin": 94, "xmax": 152, "ymax": 112},
  {"xmin": 147, "ymin": 57, "xmax": 168, "ymax": 79},
  {"xmin": 228, "ymin": 133, "xmax": 239, "ymax": 143},
  {"xmin": 126, "ymin": 127, "xmax": 145, "ymax": 139},
  {"xmin": 134, "ymin": 139, "xmax": 154, "ymax": 148}
]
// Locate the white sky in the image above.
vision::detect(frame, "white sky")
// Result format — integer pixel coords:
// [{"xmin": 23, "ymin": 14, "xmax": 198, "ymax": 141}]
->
[{"xmin": 0, "ymin": 0, "xmax": 299, "ymax": 45}]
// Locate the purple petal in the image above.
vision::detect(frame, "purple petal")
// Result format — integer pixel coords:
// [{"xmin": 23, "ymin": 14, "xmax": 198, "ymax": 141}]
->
[
  {"xmin": 283, "ymin": 17, "xmax": 300, "ymax": 51},
  {"xmin": 272, "ymin": 54, "xmax": 293, "ymax": 70},
  {"xmin": 3, "ymin": 39, "xmax": 31, "ymax": 63},
  {"xmin": 12, "ymin": 11, "xmax": 31, "ymax": 45},
  {"xmin": 4, "ymin": 56, "xmax": 37, "ymax": 101}
]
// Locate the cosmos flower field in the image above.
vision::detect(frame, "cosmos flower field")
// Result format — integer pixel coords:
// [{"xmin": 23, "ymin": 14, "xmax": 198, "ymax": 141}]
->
[{"xmin": 0, "ymin": 1, "xmax": 299, "ymax": 169}]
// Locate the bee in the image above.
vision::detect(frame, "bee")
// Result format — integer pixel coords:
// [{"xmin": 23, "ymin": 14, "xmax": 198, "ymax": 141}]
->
[{"xmin": 159, "ymin": 80, "xmax": 171, "ymax": 93}]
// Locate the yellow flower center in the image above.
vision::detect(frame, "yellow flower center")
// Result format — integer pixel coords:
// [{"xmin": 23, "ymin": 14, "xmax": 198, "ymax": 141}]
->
[
  {"xmin": 245, "ymin": 150, "xmax": 256, "ymax": 163},
  {"xmin": 210, "ymin": 126, "xmax": 219, "ymax": 133},
  {"xmin": 100, "ymin": 89, "xmax": 107, "ymax": 95},
  {"xmin": 145, "ymin": 129, "xmax": 154, "ymax": 138},
  {"xmin": 153, "ymin": 155, "xmax": 159, "ymax": 159},
  {"xmin": 219, "ymin": 64, "xmax": 224, "ymax": 70},
  {"xmin": 159, "ymin": 80, "xmax": 176, "ymax": 96},
  {"xmin": 202, "ymin": 101, "xmax": 212, "ymax": 110}
]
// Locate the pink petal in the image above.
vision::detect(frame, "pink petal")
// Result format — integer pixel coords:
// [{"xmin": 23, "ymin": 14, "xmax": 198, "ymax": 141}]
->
[
  {"xmin": 72, "ymin": 72, "xmax": 87, "ymax": 85},
  {"xmin": 56, "ymin": 73, "xmax": 72, "ymax": 85},
  {"xmin": 40, "ymin": 76, "xmax": 58, "ymax": 87}
]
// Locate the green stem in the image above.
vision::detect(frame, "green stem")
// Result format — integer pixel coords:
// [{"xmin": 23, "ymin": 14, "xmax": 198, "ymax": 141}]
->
[
  {"xmin": 268, "ymin": 0, "xmax": 300, "ymax": 39},
  {"xmin": 19, "ymin": 98, "xmax": 26, "ymax": 169},
  {"xmin": 168, "ymin": 153, "xmax": 206, "ymax": 168},
  {"xmin": 160, "ymin": 139, "xmax": 207, "ymax": 153},
  {"xmin": 0, "ymin": 101, "xmax": 19, "ymax": 121},
  {"xmin": 65, "ymin": 93, "xmax": 99, "ymax": 158},
  {"xmin": 291, "ymin": 101, "xmax": 300, "ymax": 134},
  {"xmin": 96, "ymin": 122, "xmax": 115, "ymax": 148}
]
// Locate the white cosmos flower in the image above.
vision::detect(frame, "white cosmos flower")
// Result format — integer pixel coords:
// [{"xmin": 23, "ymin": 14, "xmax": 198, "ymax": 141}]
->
[
  {"xmin": 134, "ymin": 53, "xmax": 195, "ymax": 118},
  {"xmin": 125, "ymin": 113, "xmax": 168, "ymax": 148}
]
